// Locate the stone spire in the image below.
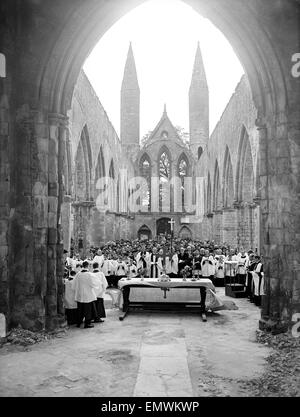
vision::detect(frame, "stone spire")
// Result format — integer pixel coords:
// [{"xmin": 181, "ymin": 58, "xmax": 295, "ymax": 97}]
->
[
  {"xmin": 121, "ymin": 42, "xmax": 140, "ymax": 157},
  {"xmin": 189, "ymin": 42, "xmax": 209, "ymax": 159},
  {"xmin": 163, "ymin": 103, "xmax": 167, "ymax": 115}
]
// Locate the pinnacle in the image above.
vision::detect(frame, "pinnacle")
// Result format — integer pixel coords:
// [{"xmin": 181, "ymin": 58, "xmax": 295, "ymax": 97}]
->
[
  {"xmin": 121, "ymin": 42, "xmax": 139, "ymax": 90},
  {"xmin": 190, "ymin": 42, "xmax": 207, "ymax": 88}
]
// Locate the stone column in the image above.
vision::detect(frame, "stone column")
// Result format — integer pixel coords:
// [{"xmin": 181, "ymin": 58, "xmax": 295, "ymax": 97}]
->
[
  {"xmin": 9, "ymin": 109, "xmax": 49, "ymax": 330},
  {"xmin": 0, "ymin": 91, "xmax": 10, "ymax": 322},
  {"xmin": 46, "ymin": 113, "xmax": 67, "ymax": 330},
  {"xmin": 61, "ymin": 195, "xmax": 72, "ymax": 252},
  {"xmin": 257, "ymin": 116, "xmax": 299, "ymax": 332}
]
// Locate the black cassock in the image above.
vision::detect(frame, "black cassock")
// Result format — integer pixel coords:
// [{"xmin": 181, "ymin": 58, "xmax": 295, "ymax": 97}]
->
[
  {"xmin": 178, "ymin": 253, "xmax": 188, "ymax": 276},
  {"xmin": 150, "ymin": 253, "xmax": 159, "ymax": 278}
]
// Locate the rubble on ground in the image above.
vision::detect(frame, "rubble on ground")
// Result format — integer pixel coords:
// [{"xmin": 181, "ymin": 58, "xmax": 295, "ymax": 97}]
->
[
  {"xmin": 239, "ymin": 330, "xmax": 300, "ymax": 397},
  {"xmin": 0, "ymin": 325, "xmax": 68, "ymax": 348}
]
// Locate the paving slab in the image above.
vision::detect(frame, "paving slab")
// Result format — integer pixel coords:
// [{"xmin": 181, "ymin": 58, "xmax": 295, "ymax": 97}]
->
[{"xmin": 0, "ymin": 289, "xmax": 271, "ymax": 397}]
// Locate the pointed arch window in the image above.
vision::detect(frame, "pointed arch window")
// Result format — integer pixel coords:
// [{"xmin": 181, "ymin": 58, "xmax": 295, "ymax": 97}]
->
[
  {"xmin": 177, "ymin": 154, "xmax": 189, "ymax": 212},
  {"xmin": 109, "ymin": 159, "xmax": 115, "ymax": 179},
  {"xmin": 95, "ymin": 146, "xmax": 106, "ymax": 179},
  {"xmin": 94, "ymin": 146, "xmax": 106, "ymax": 199},
  {"xmin": 223, "ymin": 147, "xmax": 234, "ymax": 208},
  {"xmin": 139, "ymin": 154, "xmax": 151, "ymax": 210},
  {"xmin": 75, "ymin": 125, "xmax": 92, "ymax": 201},
  {"xmin": 108, "ymin": 159, "xmax": 115, "ymax": 211},
  {"xmin": 0, "ymin": 53, "xmax": 6, "ymax": 78},
  {"xmin": 198, "ymin": 146, "xmax": 203, "ymax": 160},
  {"xmin": 213, "ymin": 160, "xmax": 222, "ymax": 211},
  {"xmin": 207, "ymin": 172, "xmax": 212, "ymax": 213},
  {"xmin": 159, "ymin": 151, "xmax": 170, "ymax": 180},
  {"xmin": 159, "ymin": 149, "xmax": 171, "ymax": 211}
]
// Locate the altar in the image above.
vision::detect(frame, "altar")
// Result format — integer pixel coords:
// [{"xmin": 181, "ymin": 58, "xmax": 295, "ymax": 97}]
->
[{"xmin": 118, "ymin": 277, "xmax": 225, "ymax": 321}]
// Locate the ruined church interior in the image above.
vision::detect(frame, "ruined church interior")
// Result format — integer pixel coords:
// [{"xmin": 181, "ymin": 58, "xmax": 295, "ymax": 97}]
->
[{"xmin": 0, "ymin": 0, "xmax": 299, "ymax": 399}]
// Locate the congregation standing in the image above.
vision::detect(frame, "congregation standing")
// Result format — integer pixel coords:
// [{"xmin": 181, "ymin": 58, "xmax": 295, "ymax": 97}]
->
[{"xmin": 63, "ymin": 237, "xmax": 264, "ymax": 327}]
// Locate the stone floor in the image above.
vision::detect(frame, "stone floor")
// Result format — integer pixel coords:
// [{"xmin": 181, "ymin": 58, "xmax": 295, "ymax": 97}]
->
[{"xmin": 0, "ymin": 289, "xmax": 271, "ymax": 397}]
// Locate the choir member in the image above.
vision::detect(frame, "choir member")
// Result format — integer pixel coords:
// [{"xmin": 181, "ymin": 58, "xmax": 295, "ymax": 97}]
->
[
  {"xmin": 149, "ymin": 246, "xmax": 159, "ymax": 278},
  {"xmin": 72, "ymin": 260, "xmax": 98, "ymax": 328},
  {"xmin": 178, "ymin": 247, "xmax": 188, "ymax": 277},
  {"xmin": 236, "ymin": 248, "xmax": 248, "ymax": 286},
  {"xmin": 169, "ymin": 250, "xmax": 179, "ymax": 278},
  {"xmin": 201, "ymin": 249, "xmax": 215, "ymax": 282},
  {"xmin": 246, "ymin": 252, "xmax": 256, "ymax": 300},
  {"xmin": 251, "ymin": 255, "xmax": 264, "ymax": 306},
  {"xmin": 92, "ymin": 262, "xmax": 108, "ymax": 322},
  {"xmin": 214, "ymin": 249, "xmax": 225, "ymax": 286},
  {"xmin": 192, "ymin": 249, "xmax": 202, "ymax": 278},
  {"xmin": 93, "ymin": 249, "xmax": 104, "ymax": 268},
  {"xmin": 136, "ymin": 243, "xmax": 150, "ymax": 272},
  {"xmin": 224, "ymin": 249, "xmax": 238, "ymax": 285},
  {"xmin": 157, "ymin": 248, "xmax": 167, "ymax": 277}
]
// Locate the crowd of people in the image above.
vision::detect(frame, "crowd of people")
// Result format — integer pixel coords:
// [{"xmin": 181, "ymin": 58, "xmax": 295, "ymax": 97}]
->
[{"xmin": 63, "ymin": 237, "xmax": 264, "ymax": 327}]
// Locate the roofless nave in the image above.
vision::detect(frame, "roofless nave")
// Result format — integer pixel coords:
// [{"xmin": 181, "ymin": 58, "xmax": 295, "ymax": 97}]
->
[{"xmin": 0, "ymin": 0, "xmax": 299, "ymax": 335}]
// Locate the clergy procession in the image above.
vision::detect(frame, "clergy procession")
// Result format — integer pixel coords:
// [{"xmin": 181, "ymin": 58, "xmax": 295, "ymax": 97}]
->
[{"xmin": 63, "ymin": 237, "xmax": 264, "ymax": 328}]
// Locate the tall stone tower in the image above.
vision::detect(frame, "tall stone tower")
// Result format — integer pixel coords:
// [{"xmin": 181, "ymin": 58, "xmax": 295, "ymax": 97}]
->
[
  {"xmin": 189, "ymin": 42, "xmax": 209, "ymax": 159},
  {"xmin": 121, "ymin": 42, "xmax": 140, "ymax": 159}
]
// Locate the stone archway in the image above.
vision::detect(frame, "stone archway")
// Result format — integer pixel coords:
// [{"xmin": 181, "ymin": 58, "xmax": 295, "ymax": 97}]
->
[
  {"xmin": 1, "ymin": 0, "xmax": 299, "ymax": 331},
  {"xmin": 156, "ymin": 218, "xmax": 171, "ymax": 237},
  {"xmin": 138, "ymin": 225, "xmax": 152, "ymax": 241},
  {"xmin": 179, "ymin": 226, "xmax": 192, "ymax": 239}
]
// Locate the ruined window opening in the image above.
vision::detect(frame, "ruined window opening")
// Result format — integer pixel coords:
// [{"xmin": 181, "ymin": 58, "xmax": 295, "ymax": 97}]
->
[{"xmin": 0, "ymin": 53, "xmax": 6, "ymax": 78}]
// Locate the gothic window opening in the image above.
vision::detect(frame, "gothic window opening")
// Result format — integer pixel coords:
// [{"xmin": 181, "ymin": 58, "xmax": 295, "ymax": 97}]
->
[
  {"xmin": 236, "ymin": 127, "xmax": 255, "ymax": 203},
  {"xmin": 109, "ymin": 159, "xmax": 115, "ymax": 179},
  {"xmin": 74, "ymin": 125, "xmax": 92, "ymax": 201},
  {"xmin": 94, "ymin": 146, "xmax": 106, "ymax": 199},
  {"xmin": 159, "ymin": 149, "xmax": 171, "ymax": 211},
  {"xmin": 223, "ymin": 147, "xmax": 234, "ymax": 208},
  {"xmin": 139, "ymin": 154, "xmax": 151, "ymax": 210},
  {"xmin": 178, "ymin": 154, "xmax": 189, "ymax": 212},
  {"xmin": 207, "ymin": 172, "xmax": 212, "ymax": 213},
  {"xmin": 198, "ymin": 146, "xmax": 203, "ymax": 160},
  {"xmin": 0, "ymin": 53, "xmax": 6, "ymax": 78},
  {"xmin": 108, "ymin": 159, "xmax": 115, "ymax": 211},
  {"xmin": 213, "ymin": 160, "xmax": 222, "ymax": 211}
]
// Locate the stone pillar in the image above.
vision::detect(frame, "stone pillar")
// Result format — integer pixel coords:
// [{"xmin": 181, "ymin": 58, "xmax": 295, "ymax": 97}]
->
[
  {"xmin": 9, "ymin": 109, "xmax": 49, "ymax": 330},
  {"xmin": 61, "ymin": 195, "xmax": 72, "ymax": 252},
  {"xmin": 46, "ymin": 113, "xmax": 67, "ymax": 330},
  {"xmin": 257, "ymin": 116, "xmax": 299, "ymax": 332},
  {"xmin": 0, "ymin": 91, "xmax": 10, "ymax": 324}
]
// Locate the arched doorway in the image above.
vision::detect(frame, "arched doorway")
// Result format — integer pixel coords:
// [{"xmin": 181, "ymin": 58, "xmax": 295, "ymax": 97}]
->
[
  {"xmin": 156, "ymin": 217, "xmax": 171, "ymax": 237},
  {"xmin": 179, "ymin": 226, "xmax": 192, "ymax": 239},
  {"xmin": 138, "ymin": 225, "xmax": 152, "ymax": 240}
]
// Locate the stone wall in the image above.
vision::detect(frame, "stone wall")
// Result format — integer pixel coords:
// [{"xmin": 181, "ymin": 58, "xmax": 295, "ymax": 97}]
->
[
  {"xmin": 198, "ymin": 75, "xmax": 259, "ymax": 250},
  {"xmin": 67, "ymin": 71, "xmax": 136, "ymax": 251}
]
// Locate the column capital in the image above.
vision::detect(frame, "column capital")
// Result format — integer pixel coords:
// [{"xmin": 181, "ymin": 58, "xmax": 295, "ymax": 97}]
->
[
  {"xmin": 48, "ymin": 112, "xmax": 69, "ymax": 126},
  {"xmin": 222, "ymin": 205, "xmax": 235, "ymax": 212}
]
